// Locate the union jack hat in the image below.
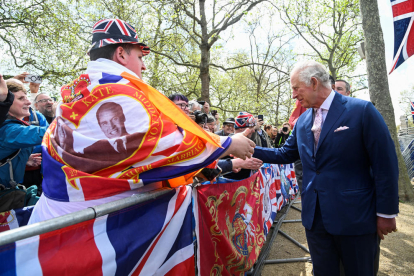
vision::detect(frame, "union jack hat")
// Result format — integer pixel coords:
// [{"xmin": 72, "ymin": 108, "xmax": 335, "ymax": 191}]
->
[
  {"xmin": 235, "ymin": 112, "xmax": 256, "ymax": 129},
  {"xmin": 88, "ymin": 19, "xmax": 150, "ymax": 56}
]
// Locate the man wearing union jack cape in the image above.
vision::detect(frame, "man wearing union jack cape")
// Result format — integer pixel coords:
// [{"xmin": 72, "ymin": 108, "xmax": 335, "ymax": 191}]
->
[{"xmin": 29, "ymin": 19, "xmax": 255, "ymax": 223}]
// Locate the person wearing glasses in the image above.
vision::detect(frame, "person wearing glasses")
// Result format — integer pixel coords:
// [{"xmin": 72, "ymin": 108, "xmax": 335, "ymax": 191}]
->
[
  {"xmin": 168, "ymin": 93, "xmax": 189, "ymax": 115},
  {"xmin": 34, "ymin": 94, "xmax": 56, "ymax": 124}
]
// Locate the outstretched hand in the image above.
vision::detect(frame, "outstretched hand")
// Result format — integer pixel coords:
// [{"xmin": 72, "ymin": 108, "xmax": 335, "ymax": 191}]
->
[
  {"xmin": 0, "ymin": 74, "xmax": 7, "ymax": 102},
  {"xmin": 232, "ymin": 157, "xmax": 263, "ymax": 171}
]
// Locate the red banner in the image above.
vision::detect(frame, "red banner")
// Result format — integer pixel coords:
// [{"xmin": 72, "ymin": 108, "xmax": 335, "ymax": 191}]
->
[{"xmin": 194, "ymin": 173, "xmax": 265, "ymax": 276}]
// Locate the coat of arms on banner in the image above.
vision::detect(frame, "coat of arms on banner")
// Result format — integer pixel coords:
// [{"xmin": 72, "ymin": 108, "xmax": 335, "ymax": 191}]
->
[{"xmin": 194, "ymin": 173, "xmax": 265, "ymax": 276}]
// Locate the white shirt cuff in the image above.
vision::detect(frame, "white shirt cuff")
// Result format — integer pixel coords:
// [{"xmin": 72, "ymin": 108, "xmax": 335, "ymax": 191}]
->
[{"xmin": 377, "ymin": 213, "xmax": 398, "ymax": 218}]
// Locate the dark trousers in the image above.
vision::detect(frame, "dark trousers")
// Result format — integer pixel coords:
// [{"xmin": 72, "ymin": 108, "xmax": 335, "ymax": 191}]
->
[{"xmin": 306, "ymin": 199, "xmax": 378, "ymax": 276}]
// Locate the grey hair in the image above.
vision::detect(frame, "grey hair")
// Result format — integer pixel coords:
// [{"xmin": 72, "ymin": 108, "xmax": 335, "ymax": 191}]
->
[
  {"xmin": 188, "ymin": 100, "xmax": 200, "ymax": 112},
  {"xmin": 291, "ymin": 61, "xmax": 331, "ymax": 89},
  {"xmin": 336, "ymin": 79, "xmax": 351, "ymax": 93}
]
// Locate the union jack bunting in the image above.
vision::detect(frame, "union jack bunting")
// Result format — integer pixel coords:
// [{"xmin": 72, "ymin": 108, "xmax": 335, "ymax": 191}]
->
[
  {"xmin": 0, "ymin": 186, "xmax": 195, "ymax": 276},
  {"xmin": 411, "ymin": 101, "xmax": 414, "ymax": 121},
  {"xmin": 389, "ymin": 0, "xmax": 414, "ymax": 73},
  {"xmin": 88, "ymin": 18, "xmax": 150, "ymax": 55}
]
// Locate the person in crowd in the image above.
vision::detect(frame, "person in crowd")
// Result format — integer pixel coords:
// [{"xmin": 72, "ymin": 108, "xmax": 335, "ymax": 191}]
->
[
  {"xmin": 271, "ymin": 126, "xmax": 278, "ymax": 139},
  {"xmin": 29, "ymin": 18, "xmax": 255, "ymax": 223},
  {"xmin": 168, "ymin": 93, "xmax": 190, "ymax": 115},
  {"xmin": 215, "ymin": 118, "xmax": 235, "ymax": 136},
  {"xmin": 253, "ymin": 60, "xmax": 398, "ymax": 276},
  {"xmin": 251, "ymin": 118, "xmax": 273, "ymax": 148},
  {"xmin": 201, "ymin": 101, "xmax": 211, "ymax": 115},
  {"xmin": 206, "ymin": 114, "xmax": 216, "ymax": 133},
  {"xmin": 224, "ymin": 112, "xmax": 260, "ymax": 180},
  {"xmin": 275, "ymin": 122, "xmax": 291, "ymax": 148},
  {"xmin": 188, "ymin": 100, "xmax": 201, "ymax": 113},
  {"xmin": 34, "ymin": 93, "xmax": 56, "ymax": 124},
  {"xmin": 0, "ymin": 79, "xmax": 48, "ymax": 210},
  {"xmin": 335, "ymin": 79, "xmax": 351, "ymax": 96},
  {"xmin": 0, "ymin": 74, "xmax": 14, "ymax": 125},
  {"xmin": 5, "ymin": 79, "xmax": 48, "ymax": 193},
  {"xmin": 264, "ymin": 124, "xmax": 277, "ymax": 147}
]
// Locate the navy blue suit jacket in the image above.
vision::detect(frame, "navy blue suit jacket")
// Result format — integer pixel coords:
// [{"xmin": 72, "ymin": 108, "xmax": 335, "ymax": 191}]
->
[{"xmin": 254, "ymin": 92, "xmax": 399, "ymax": 235}]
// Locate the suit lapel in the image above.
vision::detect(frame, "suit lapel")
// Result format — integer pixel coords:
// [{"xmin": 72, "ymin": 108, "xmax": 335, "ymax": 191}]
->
[
  {"xmin": 316, "ymin": 93, "xmax": 347, "ymax": 152},
  {"xmin": 303, "ymin": 109, "xmax": 315, "ymax": 155}
]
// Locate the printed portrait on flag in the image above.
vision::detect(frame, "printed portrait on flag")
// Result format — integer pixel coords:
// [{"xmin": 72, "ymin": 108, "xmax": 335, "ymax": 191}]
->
[{"xmin": 52, "ymin": 96, "xmax": 149, "ymax": 174}]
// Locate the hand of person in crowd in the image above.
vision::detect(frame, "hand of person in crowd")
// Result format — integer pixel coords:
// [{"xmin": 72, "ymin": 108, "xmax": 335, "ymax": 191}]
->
[
  {"xmin": 29, "ymin": 81, "xmax": 40, "ymax": 94},
  {"xmin": 13, "ymin": 72, "xmax": 29, "ymax": 83},
  {"xmin": 232, "ymin": 157, "xmax": 263, "ymax": 171},
  {"xmin": 27, "ymin": 153, "xmax": 42, "ymax": 167},
  {"xmin": 255, "ymin": 119, "xmax": 263, "ymax": 130},
  {"xmin": 221, "ymin": 128, "xmax": 255, "ymax": 160},
  {"xmin": 377, "ymin": 216, "xmax": 397, "ymax": 240},
  {"xmin": 0, "ymin": 74, "xmax": 7, "ymax": 102}
]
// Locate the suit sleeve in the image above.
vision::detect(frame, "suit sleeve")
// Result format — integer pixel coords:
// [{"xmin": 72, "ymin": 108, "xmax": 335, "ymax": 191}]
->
[
  {"xmin": 253, "ymin": 124, "xmax": 300, "ymax": 164},
  {"xmin": 362, "ymin": 102, "xmax": 399, "ymax": 215}
]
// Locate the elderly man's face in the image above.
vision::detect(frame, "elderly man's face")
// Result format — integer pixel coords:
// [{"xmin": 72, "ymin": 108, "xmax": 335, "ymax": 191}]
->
[
  {"xmin": 35, "ymin": 94, "xmax": 54, "ymax": 116},
  {"xmin": 335, "ymin": 81, "xmax": 350, "ymax": 96},
  {"xmin": 223, "ymin": 123, "xmax": 234, "ymax": 135},
  {"xmin": 291, "ymin": 71, "xmax": 319, "ymax": 108},
  {"xmin": 98, "ymin": 109, "xmax": 126, "ymax": 139}
]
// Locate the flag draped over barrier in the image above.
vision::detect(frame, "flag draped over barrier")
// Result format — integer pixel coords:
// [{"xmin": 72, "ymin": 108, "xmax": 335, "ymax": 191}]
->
[
  {"xmin": 389, "ymin": 0, "xmax": 414, "ymax": 73},
  {"xmin": 0, "ymin": 186, "xmax": 194, "ymax": 276},
  {"xmin": 0, "ymin": 164, "xmax": 298, "ymax": 276}
]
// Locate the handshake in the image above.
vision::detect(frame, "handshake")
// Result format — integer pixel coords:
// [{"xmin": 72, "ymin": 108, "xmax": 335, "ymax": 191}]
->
[{"xmin": 220, "ymin": 128, "xmax": 256, "ymax": 160}]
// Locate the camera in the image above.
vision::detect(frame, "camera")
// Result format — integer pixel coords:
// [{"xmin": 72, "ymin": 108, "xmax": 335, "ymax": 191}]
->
[
  {"xmin": 193, "ymin": 110, "xmax": 208, "ymax": 125},
  {"xmin": 211, "ymin": 110, "xmax": 217, "ymax": 117}
]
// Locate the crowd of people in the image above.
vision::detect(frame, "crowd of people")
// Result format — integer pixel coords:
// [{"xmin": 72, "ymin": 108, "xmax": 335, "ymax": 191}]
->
[{"xmin": 0, "ymin": 17, "xmax": 399, "ymax": 276}]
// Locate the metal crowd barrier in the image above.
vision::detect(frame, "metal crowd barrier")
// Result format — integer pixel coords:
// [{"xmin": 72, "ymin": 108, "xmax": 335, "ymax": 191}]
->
[
  {"xmin": 402, "ymin": 139, "xmax": 414, "ymax": 179},
  {"xmin": 0, "ymin": 188, "xmax": 172, "ymax": 247}
]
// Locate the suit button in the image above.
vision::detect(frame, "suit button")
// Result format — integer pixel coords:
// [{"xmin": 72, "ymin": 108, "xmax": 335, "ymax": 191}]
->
[{"xmin": 316, "ymin": 171, "xmax": 320, "ymax": 175}]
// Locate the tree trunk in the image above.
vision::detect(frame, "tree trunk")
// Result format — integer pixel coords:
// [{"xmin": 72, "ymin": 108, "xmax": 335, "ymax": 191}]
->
[
  {"xmin": 199, "ymin": 42, "xmax": 210, "ymax": 103},
  {"xmin": 359, "ymin": 0, "xmax": 414, "ymax": 201}
]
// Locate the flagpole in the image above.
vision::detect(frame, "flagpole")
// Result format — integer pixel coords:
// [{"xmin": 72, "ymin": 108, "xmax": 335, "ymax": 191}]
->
[{"xmin": 389, "ymin": 15, "xmax": 414, "ymax": 74}]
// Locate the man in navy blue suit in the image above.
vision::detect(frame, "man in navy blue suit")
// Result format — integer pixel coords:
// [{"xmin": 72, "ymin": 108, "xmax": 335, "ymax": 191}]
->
[{"xmin": 253, "ymin": 61, "xmax": 399, "ymax": 275}]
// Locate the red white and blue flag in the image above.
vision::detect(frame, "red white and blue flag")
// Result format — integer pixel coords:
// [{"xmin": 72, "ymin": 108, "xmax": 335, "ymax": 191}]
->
[
  {"xmin": 411, "ymin": 100, "xmax": 414, "ymax": 121},
  {"xmin": 0, "ymin": 207, "xmax": 34, "ymax": 233},
  {"xmin": 389, "ymin": 0, "xmax": 414, "ymax": 73},
  {"xmin": 0, "ymin": 186, "xmax": 194, "ymax": 276}
]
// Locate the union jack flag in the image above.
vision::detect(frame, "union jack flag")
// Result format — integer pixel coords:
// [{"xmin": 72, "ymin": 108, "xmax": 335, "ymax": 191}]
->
[
  {"xmin": 411, "ymin": 101, "xmax": 414, "ymax": 121},
  {"xmin": 389, "ymin": 0, "xmax": 414, "ymax": 73},
  {"xmin": 0, "ymin": 186, "xmax": 194, "ymax": 276}
]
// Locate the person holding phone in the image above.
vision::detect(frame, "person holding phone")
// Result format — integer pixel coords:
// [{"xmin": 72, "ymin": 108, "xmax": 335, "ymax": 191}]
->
[
  {"xmin": 0, "ymin": 74, "xmax": 14, "ymax": 125},
  {"xmin": 250, "ymin": 114, "xmax": 273, "ymax": 148},
  {"xmin": 275, "ymin": 122, "xmax": 291, "ymax": 148}
]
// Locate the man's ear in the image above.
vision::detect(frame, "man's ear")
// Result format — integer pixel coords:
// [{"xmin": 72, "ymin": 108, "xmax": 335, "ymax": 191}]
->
[
  {"xmin": 311, "ymin": 77, "xmax": 318, "ymax": 90},
  {"xmin": 113, "ymin": 46, "xmax": 129, "ymax": 66}
]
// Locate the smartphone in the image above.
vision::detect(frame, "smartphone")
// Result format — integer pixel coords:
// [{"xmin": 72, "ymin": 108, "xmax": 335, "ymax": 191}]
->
[
  {"xmin": 258, "ymin": 114, "xmax": 264, "ymax": 121},
  {"xmin": 198, "ymin": 101, "xmax": 206, "ymax": 106},
  {"xmin": 24, "ymin": 74, "xmax": 42, "ymax": 83},
  {"xmin": 200, "ymin": 167, "xmax": 222, "ymax": 181},
  {"xmin": 211, "ymin": 110, "xmax": 217, "ymax": 116}
]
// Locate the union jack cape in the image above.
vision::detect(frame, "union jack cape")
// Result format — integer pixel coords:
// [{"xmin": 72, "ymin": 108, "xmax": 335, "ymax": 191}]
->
[{"xmin": 39, "ymin": 59, "xmax": 230, "ymax": 203}]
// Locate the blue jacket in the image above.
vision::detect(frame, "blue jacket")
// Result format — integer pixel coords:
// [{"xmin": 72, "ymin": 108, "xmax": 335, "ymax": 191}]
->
[
  {"xmin": 253, "ymin": 92, "xmax": 399, "ymax": 236},
  {"xmin": 28, "ymin": 108, "xmax": 49, "ymax": 153},
  {"xmin": 0, "ymin": 119, "xmax": 47, "ymax": 187}
]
